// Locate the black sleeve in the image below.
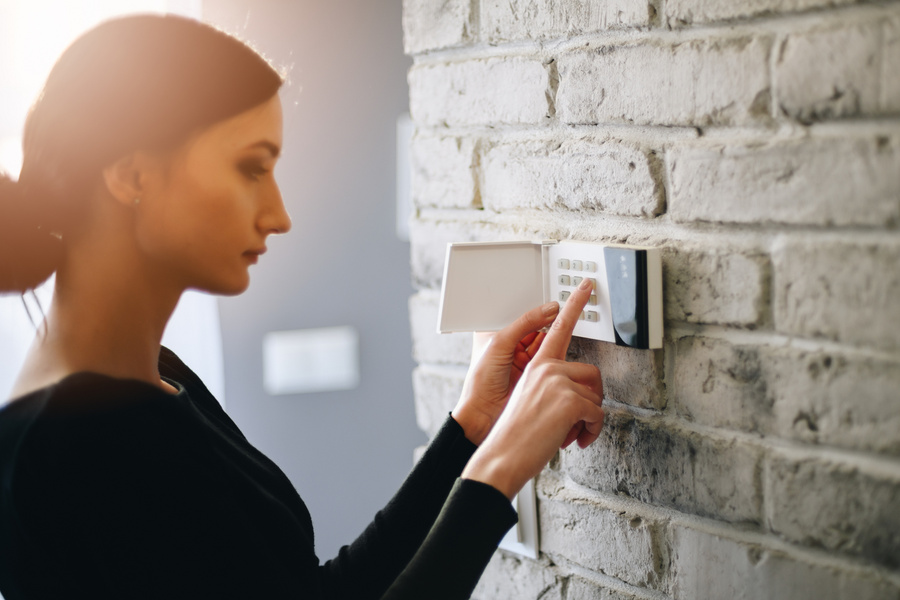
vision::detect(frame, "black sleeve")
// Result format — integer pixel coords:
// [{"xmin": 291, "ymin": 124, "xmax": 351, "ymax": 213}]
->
[
  {"xmin": 317, "ymin": 416, "xmax": 515, "ymax": 600},
  {"xmin": 381, "ymin": 478, "xmax": 517, "ymax": 600}
]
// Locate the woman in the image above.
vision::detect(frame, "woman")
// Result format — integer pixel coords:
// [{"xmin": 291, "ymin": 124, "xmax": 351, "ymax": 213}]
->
[{"xmin": 0, "ymin": 14, "xmax": 604, "ymax": 599}]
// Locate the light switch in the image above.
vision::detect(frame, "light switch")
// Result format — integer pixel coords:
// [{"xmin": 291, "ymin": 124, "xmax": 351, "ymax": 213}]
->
[{"xmin": 263, "ymin": 326, "xmax": 360, "ymax": 395}]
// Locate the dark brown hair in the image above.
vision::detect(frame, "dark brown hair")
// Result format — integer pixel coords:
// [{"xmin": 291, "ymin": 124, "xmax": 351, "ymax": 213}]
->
[{"xmin": 0, "ymin": 14, "xmax": 283, "ymax": 292}]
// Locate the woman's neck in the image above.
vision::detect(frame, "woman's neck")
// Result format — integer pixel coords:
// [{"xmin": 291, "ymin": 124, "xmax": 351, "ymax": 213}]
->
[{"xmin": 10, "ymin": 243, "xmax": 183, "ymax": 399}]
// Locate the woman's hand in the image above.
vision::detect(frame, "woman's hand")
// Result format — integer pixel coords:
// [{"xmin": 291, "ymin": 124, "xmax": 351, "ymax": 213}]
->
[
  {"xmin": 451, "ymin": 301, "xmax": 561, "ymax": 446},
  {"xmin": 460, "ymin": 278, "xmax": 604, "ymax": 500}
]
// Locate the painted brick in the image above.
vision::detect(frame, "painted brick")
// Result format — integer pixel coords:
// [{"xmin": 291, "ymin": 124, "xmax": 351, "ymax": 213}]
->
[
  {"xmin": 567, "ymin": 337, "xmax": 666, "ymax": 411},
  {"xmin": 472, "ymin": 552, "xmax": 564, "ymax": 600},
  {"xmin": 672, "ymin": 336, "xmax": 772, "ymax": 434},
  {"xmin": 409, "ymin": 291, "xmax": 472, "ymax": 366},
  {"xmin": 403, "ymin": 0, "xmax": 900, "ymax": 596},
  {"xmin": 775, "ymin": 17, "xmax": 900, "ymax": 122},
  {"xmin": 409, "ymin": 58, "xmax": 550, "ymax": 127},
  {"xmin": 537, "ymin": 477, "xmax": 664, "ymax": 589},
  {"xmin": 663, "ymin": 245, "xmax": 769, "ymax": 326},
  {"xmin": 560, "ymin": 410, "xmax": 763, "ymax": 523},
  {"xmin": 557, "ymin": 37, "xmax": 771, "ymax": 127},
  {"xmin": 673, "ymin": 336, "xmax": 900, "ymax": 455},
  {"xmin": 411, "ymin": 364, "xmax": 465, "ymax": 437},
  {"xmin": 482, "ymin": 139, "xmax": 663, "ymax": 217},
  {"xmin": 402, "ymin": 0, "xmax": 473, "ymax": 54},
  {"xmin": 765, "ymin": 448, "xmax": 900, "ymax": 569},
  {"xmin": 565, "ymin": 579, "xmax": 659, "ymax": 600},
  {"xmin": 766, "ymin": 349, "xmax": 900, "ymax": 455},
  {"xmin": 665, "ymin": 0, "xmax": 870, "ymax": 27},
  {"xmin": 670, "ymin": 525, "xmax": 900, "ymax": 600},
  {"xmin": 773, "ymin": 237, "xmax": 900, "ymax": 351},
  {"xmin": 480, "ymin": 0, "xmax": 650, "ymax": 44},
  {"xmin": 886, "ymin": 17, "xmax": 900, "ymax": 109},
  {"xmin": 410, "ymin": 134, "xmax": 478, "ymax": 209},
  {"xmin": 668, "ymin": 136, "xmax": 900, "ymax": 227}
]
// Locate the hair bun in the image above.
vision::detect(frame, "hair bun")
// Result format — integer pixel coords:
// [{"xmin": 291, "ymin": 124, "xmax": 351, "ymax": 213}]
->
[{"xmin": 0, "ymin": 173, "xmax": 63, "ymax": 293}]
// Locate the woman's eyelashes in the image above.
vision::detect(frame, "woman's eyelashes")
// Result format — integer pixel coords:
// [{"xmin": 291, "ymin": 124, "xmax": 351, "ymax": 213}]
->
[{"xmin": 238, "ymin": 159, "xmax": 271, "ymax": 181}]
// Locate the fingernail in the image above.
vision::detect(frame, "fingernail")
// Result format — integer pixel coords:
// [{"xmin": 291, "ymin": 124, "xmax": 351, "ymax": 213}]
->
[
  {"xmin": 542, "ymin": 301, "xmax": 559, "ymax": 316},
  {"xmin": 579, "ymin": 277, "xmax": 594, "ymax": 291}
]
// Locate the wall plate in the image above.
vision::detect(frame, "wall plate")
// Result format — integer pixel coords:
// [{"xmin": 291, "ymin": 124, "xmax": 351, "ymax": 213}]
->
[
  {"xmin": 437, "ymin": 240, "xmax": 662, "ymax": 348},
  {"xmin": 499, "ymin": 478, "xmax": 540, "ymax": 559},
  {"xmin": 262, "ymin": 327, "xmax": 360, "ymax": 395}
]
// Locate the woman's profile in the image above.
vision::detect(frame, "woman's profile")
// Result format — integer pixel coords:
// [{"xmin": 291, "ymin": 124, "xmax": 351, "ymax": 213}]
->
[{"xmin": 0, "ymin": 14, "xmax": 604, "ymax": 599}]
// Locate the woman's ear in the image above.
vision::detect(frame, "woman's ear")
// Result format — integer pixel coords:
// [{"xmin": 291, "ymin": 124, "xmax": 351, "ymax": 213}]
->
[{"xmin": 101, "ymin": 154, "xmax": 145, "ymax": 207}]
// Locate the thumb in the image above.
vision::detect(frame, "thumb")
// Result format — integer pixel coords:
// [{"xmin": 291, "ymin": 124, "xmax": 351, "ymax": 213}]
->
[{"xmin": 488, "ymin": 301, "xmax": 559, "ymax": 357}]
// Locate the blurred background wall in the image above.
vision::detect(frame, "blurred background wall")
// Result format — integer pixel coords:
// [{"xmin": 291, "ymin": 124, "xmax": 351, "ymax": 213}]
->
[{"xmin": 204, "ymin": 0, "xmax": 423, "ymax": 560}]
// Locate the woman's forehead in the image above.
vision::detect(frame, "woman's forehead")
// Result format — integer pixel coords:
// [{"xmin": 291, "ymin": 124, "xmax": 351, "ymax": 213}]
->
[{"xmin": 193, "ymin": 96, "xmax": 283, "ymax": 155}]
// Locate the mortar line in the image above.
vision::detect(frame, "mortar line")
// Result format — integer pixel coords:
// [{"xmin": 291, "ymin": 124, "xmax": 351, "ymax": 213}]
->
[
  {"xmin": 598, "ymin": 397, "xmax": 900, "ymax": 476},
  {"xmin": 544, "ymin": 554, "xmax": 673, "ymax": 600},
  {"xmin": 414, "ymin": 207, "xmax": 900, "ymax": 241},
  {"xmin": 409, "ymin": 118, "xmax": 900, "ymax": 146},
  {"xmin": 664, "ymin": 323, "xmax": 900, "ymax": 362}
]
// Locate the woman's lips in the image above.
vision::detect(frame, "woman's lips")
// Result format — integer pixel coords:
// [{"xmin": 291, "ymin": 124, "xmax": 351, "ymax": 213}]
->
[{"xmin": 244, "ymin": 247, "xmax": 267, "ymax": 263}]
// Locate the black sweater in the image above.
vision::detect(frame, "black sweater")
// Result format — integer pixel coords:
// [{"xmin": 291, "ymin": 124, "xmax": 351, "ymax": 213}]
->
[{"xmin": 0, "ymin": 348, "xmax": 516, "ymax": 599}]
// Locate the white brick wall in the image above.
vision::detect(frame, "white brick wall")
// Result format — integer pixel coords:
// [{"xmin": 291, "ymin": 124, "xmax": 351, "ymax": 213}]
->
[
  {"xmin": 774, "ymin": 15, "xmax": 900, "ymax": 122},
  {"xmin": 556, "ymin": 36, "xmax": 772, "ymax": 127},
  {"xmin": 403, "ymin": 0, "xmax": 900, "ymax": 597},
  {"xmin": 667, "ymin": 135, "xmax": 900, "ymax": 227},
  {"xmin": 480, "ymin": 0, "xmax": 651, "ymax": 43},
  {"xmin": 482, "ymin": 139, "xmax": 663, "ymax": 216},
  {"xmin": 409, "ymin": 58, "xmax": 551, "ymax": 126}
]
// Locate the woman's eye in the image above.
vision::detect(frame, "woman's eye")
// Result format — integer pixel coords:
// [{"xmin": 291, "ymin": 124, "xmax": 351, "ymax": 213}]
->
[{"xmin": 239, "ymin": 162, "xmax": 269, "ymax": 181}]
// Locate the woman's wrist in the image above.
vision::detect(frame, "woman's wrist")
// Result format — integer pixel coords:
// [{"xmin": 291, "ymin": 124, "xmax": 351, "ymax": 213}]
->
[
  {"xmin": 451, "ymin": 402, "xmax": 494, "ymax": 447},
  {"xmin": 461, "ymin": 446, "xmax": 519, "ymax": 501}
]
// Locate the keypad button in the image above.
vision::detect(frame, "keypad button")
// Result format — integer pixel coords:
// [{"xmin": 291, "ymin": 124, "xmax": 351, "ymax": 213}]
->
[
  {"xmin": 572, "ymin": 260, "xmax": 583, "ymax": 271},
  {"xmin": 560, "ymin": 291, "xmax": 571, "ymax": 302},
  {"xmin": 585, "ymin": 261, "xmax": 597, "ymax": 272},
  {"xmin": 559, "ymin": 274, "xmax": 571, "ymax": 286},
  {"xmin": 558, "ymin": 259, "xmax": 570, "ymax": 270},
  {"xmin": 573, "ymin": 276, "xmax": 583, "ymax": 287},
  {"xmin": 585, "ymin": 311, "xmax": 598, "ymax": 322},
  {"xmin": 589, "ymin": 294, "xmax": 598, "ymax": 306}
]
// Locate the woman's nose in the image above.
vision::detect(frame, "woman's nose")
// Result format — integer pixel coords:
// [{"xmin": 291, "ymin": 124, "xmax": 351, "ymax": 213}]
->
[{"xmin": 260, "ymin": 184, "xmax": 292, "ymax": 235}]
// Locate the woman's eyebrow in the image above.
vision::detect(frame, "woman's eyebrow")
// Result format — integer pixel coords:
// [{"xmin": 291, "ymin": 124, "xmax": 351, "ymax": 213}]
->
[{"xmin": 246, "ymin": 140, "xmax": 281, "ymax": 158}]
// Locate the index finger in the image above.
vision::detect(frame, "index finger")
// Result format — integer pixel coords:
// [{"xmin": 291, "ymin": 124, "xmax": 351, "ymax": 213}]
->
[{"xmin": 536, "ymin": 277, "xmax": 593, "ymax": 360}]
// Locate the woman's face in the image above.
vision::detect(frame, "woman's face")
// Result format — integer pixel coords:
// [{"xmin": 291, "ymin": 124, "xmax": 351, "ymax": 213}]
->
[{"xmin": 135, "ymin": 95, "xmax": 290, "ymax": 295}]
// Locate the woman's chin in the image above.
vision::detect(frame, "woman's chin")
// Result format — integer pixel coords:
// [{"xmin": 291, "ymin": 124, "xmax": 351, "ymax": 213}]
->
[{"xmin": 193, "ymin": 274, "xmax": 251, "ymax": 296}]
